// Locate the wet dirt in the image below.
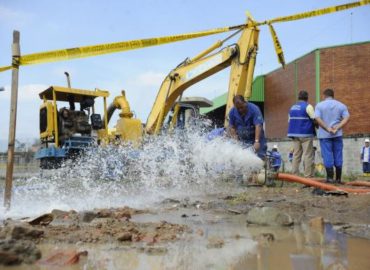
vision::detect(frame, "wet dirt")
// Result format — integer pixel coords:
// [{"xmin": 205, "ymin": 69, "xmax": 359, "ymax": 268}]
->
[
  {"xmin": 223, "ymin": 186, "xmax": 370, "ymax": 227},
  {"xmin": 1, "ymin": 184, "xmax": 370, "ymax": 269}
]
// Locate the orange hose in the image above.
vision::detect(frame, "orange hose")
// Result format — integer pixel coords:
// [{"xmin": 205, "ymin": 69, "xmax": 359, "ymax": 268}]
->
[
  {"xmin": 345, "ymin": 181, "xmax": 370, "ymax": 187},
  {"xmin": 277, "ymin": 173, "xmax": 370, "ymax": 194}
]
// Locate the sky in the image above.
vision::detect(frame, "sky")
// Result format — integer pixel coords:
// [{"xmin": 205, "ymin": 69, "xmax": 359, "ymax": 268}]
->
[{"xmin": 0, "ymin": 0, "xmax": 369, "ymax": 149}]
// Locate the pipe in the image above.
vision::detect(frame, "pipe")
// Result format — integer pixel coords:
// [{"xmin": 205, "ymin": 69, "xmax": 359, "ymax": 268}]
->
[
  {"xmin": 64, "ymin": 72, "xmax": 71, "ymax": 88},
  {"xmin": 64, "ymin": 72, "xmax": 75, "ymax": 110},
  {"xmin": 345, "ymin": 181, "xmax": 370, "ymax": 188},
  {"xmin": 106, "ymin": 103, "xmax": 117, "ymax": 125},
  {"xmin": 277, "ymin": 173, "xmax": 370, "ymax": 194},
  {"xmin": 113, "ymin": 90, "xmax": 133, "ymax": 118},
  {"xmin": 104, "ymin": 90, "xmax": 133, "ymax": 127}
]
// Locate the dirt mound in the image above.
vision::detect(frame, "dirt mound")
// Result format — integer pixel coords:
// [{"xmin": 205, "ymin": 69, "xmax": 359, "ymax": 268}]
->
[{"xmin": 1, "ymin": 206, "xmax": 189, "ymax": 246}]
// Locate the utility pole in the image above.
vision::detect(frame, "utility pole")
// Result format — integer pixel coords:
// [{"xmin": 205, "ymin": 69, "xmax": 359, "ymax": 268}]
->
[
  {"xmin": 350, "ymin": 12, "xmax": 353, "ymax": 43},
  {"xmin": 4, "ymin": 31, "xmax": 20, "ymax": 209}
]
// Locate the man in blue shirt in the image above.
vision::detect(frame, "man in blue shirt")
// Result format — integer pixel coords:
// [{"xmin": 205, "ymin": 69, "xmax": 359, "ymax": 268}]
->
[
  {"xmin": 228, "ymin": 95, "xmax": 267, "ymax": 159},
  {"xmin": 270, "ymin": 145, "xmax": 282, "ymax": 171},
  {"xmin": 287, "ymin": 90, "xmax": 316, "ymax": 178},
  {"xmin": 315, "ymin": 89, "xmax": 350, "ymax": 183}
]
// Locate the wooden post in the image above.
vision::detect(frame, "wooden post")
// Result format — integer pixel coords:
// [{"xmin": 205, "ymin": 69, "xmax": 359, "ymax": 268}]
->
[{"xmin": 4, "ymin": 31, "xmax": 20, "ymax": 209}]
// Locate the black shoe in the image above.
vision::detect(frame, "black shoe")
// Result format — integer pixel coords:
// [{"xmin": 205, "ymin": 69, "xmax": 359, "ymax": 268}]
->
[
  {"xmin": 335, "ymin": 167, "xmax": 342, "ymax": 184},
  {"xmin": 325, "ymin": 179, "xmax": 335, "ymax": 184},
  {"xmin": 325, "ymin": 167, "xmax": 334, "ymax": 183}
]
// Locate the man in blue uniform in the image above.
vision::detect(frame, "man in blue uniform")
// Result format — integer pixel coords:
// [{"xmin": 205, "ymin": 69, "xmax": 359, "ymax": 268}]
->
[
  {"xmin": 287, "ymin": 90, "xmax": 316, "ymax": 178},
  {"xmin": 228, "ymin": 95, "xmax": 267, "ymax": 159},
  {"xmin": 315, "ymin": 89, "xmax": 350, "ymax": 183},
  {"xmin": 361, "ymin": 138, "xmax": 370, "ymax": 176},
  {"xmin": 270, "ymin": 145, "xmax": 282, "ymax": 172}
]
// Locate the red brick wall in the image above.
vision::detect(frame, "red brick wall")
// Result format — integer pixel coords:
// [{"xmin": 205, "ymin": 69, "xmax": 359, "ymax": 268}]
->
[
  {"xmin": 264, "ymin": 42, "xmax": 370, "ymax": 139},
  {"xmin": 264, "ymin": 53, "xmax": 316, "ymax": 139},
  {"xmin": 319, "ymin": 43, "xmax": 370, "ymax": 135},
  {"xmin": 297, "ymin": 53, "xmax": 316, "ymax": 106}
]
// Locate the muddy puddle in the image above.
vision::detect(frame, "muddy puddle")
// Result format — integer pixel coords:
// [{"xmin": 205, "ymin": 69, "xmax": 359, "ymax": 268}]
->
[
  {"xmin": 131, "ymin": 209, "xmax": 370, "ymax": 270},
  {"xmin": 1, "ymin": 132, "xmax": 370, "ymax": 269},
  {"xmin": 2, "ymin": 205, "xmax": 370, "ymax": 270}
]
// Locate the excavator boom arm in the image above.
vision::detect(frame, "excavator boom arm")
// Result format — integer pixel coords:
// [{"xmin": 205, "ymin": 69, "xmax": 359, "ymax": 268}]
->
[{"xmin": 145, "ymin": 23, "xmax": 259, "ymax": 134}]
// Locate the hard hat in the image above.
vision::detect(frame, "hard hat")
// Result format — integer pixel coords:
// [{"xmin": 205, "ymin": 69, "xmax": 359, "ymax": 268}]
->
[
  {"xmin": 365, "ymin": 138, "xmax": 370, "ymax": 143},
  {"xmin": 273, "ymin": 144, "xmax": 278, "ymax": 149}
]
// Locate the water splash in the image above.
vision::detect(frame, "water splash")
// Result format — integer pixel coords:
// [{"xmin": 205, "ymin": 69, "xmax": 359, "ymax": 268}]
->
[{"xmin": 1, "ymin": 126, "xmax": 263, "ymax": 219}]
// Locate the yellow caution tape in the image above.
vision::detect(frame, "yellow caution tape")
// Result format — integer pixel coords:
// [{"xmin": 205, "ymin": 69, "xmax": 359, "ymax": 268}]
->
[
  {"xmin": 257, "ymin": 0, "xmax": 370, "ymax": 25},
  {"xmin": 0, "ymin": 65, "xmax": 12, "ymax": 72},
  {"xmin": 0, "ymin": 26, "xmax": 241, "ymax": 72},
  {"xmin": 0, "ymin": 0, "xmax": 368, "ymax": 72},
  {"xmin": 268, "ymin": 24, "xmax": 285, "ymax": 67},
  {"xmin": 257, "ymin": 0, "xmax": 370, "ymax": 68}
]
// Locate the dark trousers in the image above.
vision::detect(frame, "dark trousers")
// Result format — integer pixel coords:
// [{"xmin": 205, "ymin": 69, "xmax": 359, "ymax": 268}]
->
[{"xmin": 363, "ymin": 162, "xmax": 370, "ymax": 173}]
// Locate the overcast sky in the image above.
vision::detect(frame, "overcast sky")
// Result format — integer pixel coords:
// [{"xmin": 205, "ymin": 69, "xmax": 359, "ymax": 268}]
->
[{"xmin": 0, "ymin": 0, "xmax": 369, "ymax": 147}]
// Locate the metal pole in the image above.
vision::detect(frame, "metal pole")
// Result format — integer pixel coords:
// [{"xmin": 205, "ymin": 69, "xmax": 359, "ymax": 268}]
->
[
  {"xmin": 4, "ymin": 31, "xmax": 20, "ymax": 209},
  {"xmin": 52, "ymin": 89, "xmax": 59, "ymax": 147},
  {"xmin": 103, "ymin": 97, "xmax": 108, "ymax": 131},
  {"xmin": 64, "ymin": 72, "xmax": 71, "ymax": 88}
]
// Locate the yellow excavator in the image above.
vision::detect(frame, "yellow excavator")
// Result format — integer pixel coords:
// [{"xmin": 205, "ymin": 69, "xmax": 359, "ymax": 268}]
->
[
  {"xmin": 104, "ymin": 18, "xmax": 259, "ymax": 137},
  {"xmin": 35, "ymin": 18, "xmax": 259, "ymax": 168},
  {"xmin": 145, "ymin": 20, "xmax": 259, "ymax": 135}
]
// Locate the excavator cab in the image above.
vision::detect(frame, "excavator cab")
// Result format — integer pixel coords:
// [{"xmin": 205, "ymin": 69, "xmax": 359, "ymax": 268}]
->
[{"xmin": 166, "ymin": 97, "xmax": 213, "ymax": 130}]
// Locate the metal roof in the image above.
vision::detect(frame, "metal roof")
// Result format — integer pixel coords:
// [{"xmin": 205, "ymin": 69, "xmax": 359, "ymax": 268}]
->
[
  {"xmin": 39, "ymin": 86, "xmax": 109, "ymax": 102},
  {"xmin": 199, "ymin": 93, "xmax": 228, "ymax": 114},
  {"xmin": 200, "ymin": 75, "xmax": 265, "ymax": 115},
  {"xmin": 179, "ymin": 97, "xmax": 213, "ymax": 108}
]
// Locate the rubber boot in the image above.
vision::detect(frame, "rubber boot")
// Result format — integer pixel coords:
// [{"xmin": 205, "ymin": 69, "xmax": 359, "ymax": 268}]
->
[
  {"xmin": 335, "ymin": 167, "xmax": 342, "ymax": 184},
  {"xmin": 325, "ymin": 167, "xmax": 334, "ymax": 183}
]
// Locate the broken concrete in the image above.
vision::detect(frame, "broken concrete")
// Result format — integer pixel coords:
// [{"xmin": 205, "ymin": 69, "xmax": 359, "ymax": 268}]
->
[{"xmin": 246, "ymin": 207, "xmax": 293, "ymax": 226}]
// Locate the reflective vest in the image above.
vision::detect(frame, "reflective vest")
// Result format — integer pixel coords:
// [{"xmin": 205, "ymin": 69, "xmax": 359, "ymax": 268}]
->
[
  {"xmin": 287, "ymin": 101, "xmax": 315, "ymax": 137},
  {"xmin": 361, "ymin": 146, "xmax": 370, "ymax": 162}
]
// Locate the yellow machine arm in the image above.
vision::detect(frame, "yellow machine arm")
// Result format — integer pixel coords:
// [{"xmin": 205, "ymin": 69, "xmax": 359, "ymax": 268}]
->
[{"xmin": 145, "ymin": 21, "xmax": 259, "ymax": 134}]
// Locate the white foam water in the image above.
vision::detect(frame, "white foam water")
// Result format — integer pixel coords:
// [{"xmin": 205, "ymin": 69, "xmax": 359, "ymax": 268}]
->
[{"xmin": 0, "ymin": 126, "xmax": 263, "ymax": 219}]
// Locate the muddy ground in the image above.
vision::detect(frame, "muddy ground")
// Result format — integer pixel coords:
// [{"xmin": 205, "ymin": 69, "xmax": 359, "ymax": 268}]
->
[
  {"xmin": 224, "ymin": 186, "xmax": 370, "ymax": 228},
  {"xmin": 1, "ymin": 184, "xmax": 370, "ymax": 268}
]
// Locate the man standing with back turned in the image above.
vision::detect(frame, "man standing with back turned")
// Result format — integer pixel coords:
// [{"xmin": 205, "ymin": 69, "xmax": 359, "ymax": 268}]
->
[
  {"xmin": 315, "ymin": 89, "xmax": 350, "ymax": 183},
  {"xmin": 287, "ymin": 90, "xmax": 316, "ymax": 178}
]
